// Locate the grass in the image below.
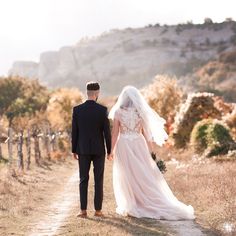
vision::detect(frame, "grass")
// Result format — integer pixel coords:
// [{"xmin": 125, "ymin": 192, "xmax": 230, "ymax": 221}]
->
[
  {"xmin": 0, "ymin": 156, "xmax": 77, "ymax": 235},
  {"xmin": 0, "ymin": 141, "xmax": 235, "ymax": 235},
  {"xmin": 155, "ymin": 145, "xmax": 236, "ymax": 235}
]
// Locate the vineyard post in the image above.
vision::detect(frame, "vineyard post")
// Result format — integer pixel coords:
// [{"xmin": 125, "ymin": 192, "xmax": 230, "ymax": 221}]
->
[
  {"xmin": 33, "ymin": 130, "xmax": 40, "ymax": 166},
  {"xmin": 44, "ymin": 129, "xmax": 51, "ymax": 160},
  {"xmin": 26, "ymin": 128, "xmax": 31, "ymax": 170},
  {"xmin": 7, "ymin": 127, "xmax": 13, "ymax": 168},
  {"xmin": 17, "ymin": 129, "xmax": 24, "ymax": 170},
  {"xmin": 0, "ymin": 139, "xmax": 2, "ymax": 160},
  {"xmin": 51, "ymin": 131, "xmax": 57, "ymax": 151},
  {"xmin": 38, "ymin": 133, "xmax": 42, "ymax": 161}
]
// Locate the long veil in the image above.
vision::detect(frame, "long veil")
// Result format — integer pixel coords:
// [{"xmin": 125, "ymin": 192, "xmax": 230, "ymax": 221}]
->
[{"xmin": 109, "ymin": 86, "xmax": 168, "ymax": 146}]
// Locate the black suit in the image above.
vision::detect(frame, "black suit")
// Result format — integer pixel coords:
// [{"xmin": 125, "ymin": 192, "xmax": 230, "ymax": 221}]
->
[{"xmin": 72, "ymin": 100, "xmax": 111, "ymax": 210}]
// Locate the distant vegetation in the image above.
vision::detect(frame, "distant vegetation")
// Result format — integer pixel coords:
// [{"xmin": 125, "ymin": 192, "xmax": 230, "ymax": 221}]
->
[
  {"xmin": 183, "ymin": 50, "xmax": 236, "ymax": 102},
  {"xmin": 144, "ymin": 75, "xmax": 236, "ymax": 158},
  {"xmin": 0, "ymin": 76, "xmax": 83, "ymax": 171}
]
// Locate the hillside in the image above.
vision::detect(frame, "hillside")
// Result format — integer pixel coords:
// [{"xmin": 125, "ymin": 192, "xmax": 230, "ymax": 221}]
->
[
  {"xmin": 9, "ymin": 21, "xmax": 236, "ymax": 95},
  {"xmin": 178, "ymin": 49, "xmax": 236, "ymax": 101}
]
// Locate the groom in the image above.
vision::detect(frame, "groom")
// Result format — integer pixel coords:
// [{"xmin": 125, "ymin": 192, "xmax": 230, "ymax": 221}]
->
[{"xmin": 72, "ymin": 81, "xmax": 111, "ymax": 218}]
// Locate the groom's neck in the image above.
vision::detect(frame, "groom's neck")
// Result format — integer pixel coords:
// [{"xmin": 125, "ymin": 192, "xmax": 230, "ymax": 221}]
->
[{"xmin": 87, "ymin": 96, "xmax": 97, "ymax": 101}]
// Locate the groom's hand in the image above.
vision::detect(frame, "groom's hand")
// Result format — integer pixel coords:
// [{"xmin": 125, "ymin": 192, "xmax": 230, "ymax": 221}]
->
[{"xmin": 73, "ymin": 153, "xmax": 79, "ymax": 160}]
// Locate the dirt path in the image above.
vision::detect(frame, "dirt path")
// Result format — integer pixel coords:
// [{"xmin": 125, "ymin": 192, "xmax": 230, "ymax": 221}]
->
[{"xmin": 23, "ymin": 161, "xmax": 218, "ymax": 236}]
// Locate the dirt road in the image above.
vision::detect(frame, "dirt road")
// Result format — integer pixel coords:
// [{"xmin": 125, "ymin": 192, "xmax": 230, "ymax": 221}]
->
[{"xmin": 23, "ymin": 161, "xmax": 218, "ymax": 236}]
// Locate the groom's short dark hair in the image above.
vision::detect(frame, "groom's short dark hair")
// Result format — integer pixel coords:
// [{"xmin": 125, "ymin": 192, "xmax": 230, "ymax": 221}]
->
[{"xmin": 86, "ymin": 81, "xmax": 100, "ymax": 91}]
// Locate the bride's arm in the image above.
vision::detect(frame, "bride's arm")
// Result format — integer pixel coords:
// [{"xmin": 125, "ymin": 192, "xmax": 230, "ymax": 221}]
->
[
  {"xmin": 110, "ymin": 118, "xmax": 120, "ymax": 157},
  {"xmin": 142, "ymin": 128, "xmax": 154, "ymax": 153}
]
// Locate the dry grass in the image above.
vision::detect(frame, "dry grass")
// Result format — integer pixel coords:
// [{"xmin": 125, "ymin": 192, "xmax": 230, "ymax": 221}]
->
[
  {"xmin": 155, "ymin": 146, "xmax": 236, "ymax": 235},
  {"xmin": 0, "ymin": 157, "xmax": 77, "ymax": 235},
  {"xmin": 1, "ymin": 140, "xmax": 234, "ymax": 235}
]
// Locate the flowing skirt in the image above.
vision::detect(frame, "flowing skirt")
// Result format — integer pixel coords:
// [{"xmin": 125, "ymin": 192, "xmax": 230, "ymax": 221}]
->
[{"xmin": 113, "ymin": 133, "xmax": 195, "ymax": 220}]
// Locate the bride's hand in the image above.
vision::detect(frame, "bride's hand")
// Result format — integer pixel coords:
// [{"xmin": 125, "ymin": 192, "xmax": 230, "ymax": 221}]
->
[{"xmin": 107, "ymin": 153, "xmax": 114, "ymax": 161}]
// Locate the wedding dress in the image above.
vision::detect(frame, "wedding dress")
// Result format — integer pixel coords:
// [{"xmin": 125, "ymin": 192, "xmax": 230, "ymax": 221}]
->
[{"xmin": 111, "ymin": 105, "xmax": 195, "ymax": 220}]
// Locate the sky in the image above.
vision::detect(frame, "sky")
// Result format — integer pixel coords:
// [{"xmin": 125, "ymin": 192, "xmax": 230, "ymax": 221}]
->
[{"xmin": 0, "ymin": 0, "xmax": 235, "ymax": 76}]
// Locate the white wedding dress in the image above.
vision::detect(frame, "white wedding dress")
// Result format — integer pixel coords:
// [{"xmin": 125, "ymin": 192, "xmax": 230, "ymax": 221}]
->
[{"xmin": 113, "ymin": 107, "xmax": 195, "ymax": 220}]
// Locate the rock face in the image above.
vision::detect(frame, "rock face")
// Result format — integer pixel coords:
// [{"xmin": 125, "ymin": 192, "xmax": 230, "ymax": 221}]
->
[
  {"xmin": 9, "ymin": 61, "xmax": 39, "ymax": 79},
  {"xmin": 9, "ymin": 21, "xmax": 236, "ymax": 95}
]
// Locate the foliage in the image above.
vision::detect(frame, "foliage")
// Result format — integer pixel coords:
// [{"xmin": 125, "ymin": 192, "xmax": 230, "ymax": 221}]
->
[
  {"xmin": 46, "ymin": 88, "xmax": 83, "ymax": 132},
  {"xmin": 0, "ymin": 76, "xmax": 24, "ymax": 116},
  {"xmin": 190, "ymin": 119, "xmax": 236, "ymax": 157},
  {"xmin": 144, "ymin": 75, "xmax": 183, "ymax": 120},
  {"xmin": 204, "ymin": 18, "xmax": 213, "ymax": 24},
  {"xmin": 0, "ymin": 76, "xmax": 49, "ymax": 125},
  {"xmin": 194, "ymin": 50, "xmax": 236, "ymax": 102},
  {"xmin": 219, "ymin": 50, "xmax": 236, "ymax": 64},
  {"xmin": 57, "ymin": 134, "xmax": 71, "ymax": 152},
  {"xmin": 223, "ymin": 105, "xmax": 236, "ymax": 139},
  {"xmin": 190, "ymin": 119, "xmax": 209, "ymax": 153},
  {"xmin": 172, "ymin": 92, "xmax": 221, "ymax": 148}
]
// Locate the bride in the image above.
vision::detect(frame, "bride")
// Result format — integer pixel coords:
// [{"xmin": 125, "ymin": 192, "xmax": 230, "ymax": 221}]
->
[{"xmin": 108, "ymin": 86, "xmax": 195, "ymax": 220}]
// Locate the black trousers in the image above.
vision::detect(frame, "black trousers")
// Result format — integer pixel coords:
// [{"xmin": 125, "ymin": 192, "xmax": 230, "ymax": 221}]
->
[{"xmin": 78, "ymin": 154, "xmax": 105, "ymax": 211}]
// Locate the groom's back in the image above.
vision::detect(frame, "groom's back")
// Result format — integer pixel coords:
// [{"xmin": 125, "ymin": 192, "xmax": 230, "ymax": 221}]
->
[{"xmin": 72, "ymin": 100, "xmax": 109, "ymax": 155}]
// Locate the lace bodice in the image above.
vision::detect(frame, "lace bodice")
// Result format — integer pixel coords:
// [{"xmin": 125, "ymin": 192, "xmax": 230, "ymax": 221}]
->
[{"xmin": 115, "ymin": 108, "xmax": 143, "ymax": 139}]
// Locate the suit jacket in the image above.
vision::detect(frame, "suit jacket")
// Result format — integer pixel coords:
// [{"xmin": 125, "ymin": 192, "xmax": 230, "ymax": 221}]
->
[{"xmin": 71, "ymin": 100, "xmax": 111, "ymax": 156}]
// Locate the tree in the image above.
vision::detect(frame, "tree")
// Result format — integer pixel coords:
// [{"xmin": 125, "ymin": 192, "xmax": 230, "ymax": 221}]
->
[
  {"xmin": 6, "ymin": 78, "xmax": 49, "ymax": 126},
  {"xmin": 144, "ymin": 75, "xmax": 183, "ymax": 121},
  {"xmin": 204, "ymin": 17, "xmax": 213, "ymax": 24},
  {"xmin": 225, "ymin": 17, "xmax": 233, "ymax": 22},
  {"xmin": 0, "ymin": 76, "xmax": 24, "ymax": 116},
  {"xmin": 46, "ymin": 88, "xmax": 83, "ymax": 132},
  {"xmin": 0, "ymin": 77, "xmax": 49, "ymax": 169}
]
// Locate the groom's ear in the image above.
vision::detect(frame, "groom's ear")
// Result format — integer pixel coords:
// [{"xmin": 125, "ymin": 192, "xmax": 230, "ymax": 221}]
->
[{"xmin": 96, "ymin": 91, "xmax": 100, "ymax": 100}]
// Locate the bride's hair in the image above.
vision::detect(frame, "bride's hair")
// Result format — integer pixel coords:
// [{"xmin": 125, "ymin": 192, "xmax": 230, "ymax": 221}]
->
[
  {"xmin": 120, "ymin": 91, "xmax": 133, "ymax": 108},
  {"xmin": 109, "ymin": 86, "xmax": 168, "ymax": 146}
]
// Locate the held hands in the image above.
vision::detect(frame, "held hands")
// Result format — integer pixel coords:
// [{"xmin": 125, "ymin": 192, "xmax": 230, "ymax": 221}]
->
[{"xmin": 107, "ymin": 153, "xmax": 114, "ymax": 161}]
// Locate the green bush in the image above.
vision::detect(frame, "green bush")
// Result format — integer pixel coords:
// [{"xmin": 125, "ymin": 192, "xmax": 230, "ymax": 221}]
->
[
  {"xmin": 190, "ymin": 119, "xmax": 236, "ymax": 157},
  {"xmin": 190, "ymin": 119, "xmax": 210, "ymax": 153}
]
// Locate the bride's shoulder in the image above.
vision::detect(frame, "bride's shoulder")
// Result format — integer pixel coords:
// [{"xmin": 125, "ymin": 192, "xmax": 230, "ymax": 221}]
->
[{"xmin": 113, "ymin": 108, "xmax": 125, "ymax": 120}]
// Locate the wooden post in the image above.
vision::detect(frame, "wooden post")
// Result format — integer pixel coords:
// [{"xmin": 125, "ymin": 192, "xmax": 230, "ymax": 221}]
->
[
  {"xmin": 0, "ymin": 123, "xmax": 2, "ymax": 160},
  {"xmin": 26, "ymin": 129, "xmax": 31, "ymax": 170},
  {"xmin": 51, "ymin": 132, "xmax": 56, "ymax": 151},
  {"xmin": 44, "ymin": 130, "xmax": 51, "ymax": 160},
  {"xmin": 34, "ymin": 132, "xmax": 40, "ymax": 166},
  {"xmin": 38, "ymin": 134, "xmax": 42, "ymax": 160},
  {"xmin": 0, "ymin": 141, "xmax": 2, "ymax": 161},
  {"xmin": 17, "ymin": 130, "xmax": 24, "ymax": 170},
  {"xmin": 8, "ymin": 127, "xmax": 13, "ymax": 168}
]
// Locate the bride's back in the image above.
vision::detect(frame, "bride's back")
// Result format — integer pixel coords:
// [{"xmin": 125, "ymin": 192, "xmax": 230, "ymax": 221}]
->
[{"xmin": 116, "ymin": 107, "xmax": 143, "ymax": 135}]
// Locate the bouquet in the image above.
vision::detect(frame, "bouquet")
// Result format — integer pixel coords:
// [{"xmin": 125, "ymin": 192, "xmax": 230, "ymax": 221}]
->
[{"xmin": 151, "ymin": 152, "xmax": 167, "ymax": 173}]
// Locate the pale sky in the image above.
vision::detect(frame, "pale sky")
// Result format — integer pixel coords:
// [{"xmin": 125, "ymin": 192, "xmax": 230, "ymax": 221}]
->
[{"xmin": 0, "ymin": 0, "xmax": 235, "ymax": 76}]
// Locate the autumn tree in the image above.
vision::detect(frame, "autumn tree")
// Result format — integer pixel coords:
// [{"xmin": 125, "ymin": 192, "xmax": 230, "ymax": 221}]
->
[
  {"xmin": 1, "ymin": 77, "xmax": 49, "ymax": 170},
  {"xmin": 46, "ymin": 88, "xmax": 83, "ymax": 132},
  {"xmin": 144, "ymin": 75, "xmax": 183, "ymax": 120}
]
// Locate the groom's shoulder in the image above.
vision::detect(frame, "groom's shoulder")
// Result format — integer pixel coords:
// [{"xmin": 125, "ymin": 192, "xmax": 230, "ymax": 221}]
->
[
  {"xmin": 73, "ymin": 103, "xmax": 84, "ymax": 112},
  {"xmin": 96, "ymin": 103, "xmax": 108, "ymax": 112},
  {"xmin": 97, "ymin": 103, "xmax": 107, "ymax": 109}
]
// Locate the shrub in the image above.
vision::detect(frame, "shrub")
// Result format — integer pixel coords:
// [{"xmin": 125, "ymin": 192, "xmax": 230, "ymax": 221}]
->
[
  {"xmin": 172, "ymin": 93, "xmax": 221, "ymax": 148},
  {"xmin": 190, "ymin": 119, "xmax": 236, "ymax": 157},
  {"xmin": 223, "ymin": 105, "xmax": 236, "ymax": 139},
  {"xmin": 219, "ymin": 50, "xmax": 236, "ymax": 64},
  {"xmin": 190, "ymin": 119, "xmax": 210, "ymax": 153}
]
